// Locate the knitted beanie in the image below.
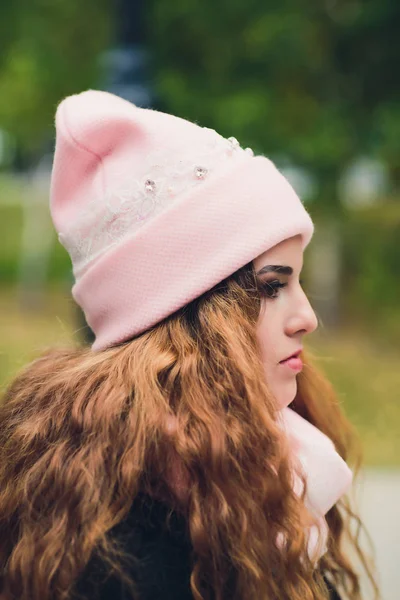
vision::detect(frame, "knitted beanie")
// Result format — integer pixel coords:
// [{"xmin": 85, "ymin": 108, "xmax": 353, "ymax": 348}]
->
[{"xmin": 50, "ymin": 90, "xmax": 314, "ymax": 351}]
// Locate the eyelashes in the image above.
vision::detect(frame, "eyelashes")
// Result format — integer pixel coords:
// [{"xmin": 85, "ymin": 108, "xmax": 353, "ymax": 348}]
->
[
  {"xmin": 258, "ymin": 279, "xmax": 304, "ymax": 300},
  {"xmin": 259, "ymin": 279, "xmax": 288, "ymax": 299}
]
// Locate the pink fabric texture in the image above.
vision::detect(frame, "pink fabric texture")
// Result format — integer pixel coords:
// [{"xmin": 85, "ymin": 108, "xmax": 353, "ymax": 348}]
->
[
  {"xmin": 50, "ymin": 90, "xmax": 314, "ymax": 350},
  {"xmin": 277, "ymin": 407, "xmax": 353, "ymax": 563}
]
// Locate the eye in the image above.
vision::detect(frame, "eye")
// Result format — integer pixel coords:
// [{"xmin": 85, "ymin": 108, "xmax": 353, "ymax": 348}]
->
[{"xmin": 259, "ymin": 279, "xmax": 288, "ymax": 299}]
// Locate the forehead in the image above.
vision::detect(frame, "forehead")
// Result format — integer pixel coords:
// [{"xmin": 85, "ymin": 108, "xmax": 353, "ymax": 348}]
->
[{"xmin": 253, "ymin": 235, "xmax": 304, "ymax": 272}]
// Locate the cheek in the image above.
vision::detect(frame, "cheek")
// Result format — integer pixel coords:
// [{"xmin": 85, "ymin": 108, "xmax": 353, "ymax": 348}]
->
[
  {"xmin": 256, "ymin": 308, "xmax": 297, "ymax": 409},
  {"xmin": 256, "ymin": 307, "xmax": 279, "ymax": 365}
]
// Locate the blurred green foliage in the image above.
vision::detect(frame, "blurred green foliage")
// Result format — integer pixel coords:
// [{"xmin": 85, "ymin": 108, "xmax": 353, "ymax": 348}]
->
[
  {"xmin": 310, "ymin": 331, "xmax": 400, "ymax": 467},
  {"xmin": 1, "ymin": 0, "xmax": 399, "ymax": 201},
  {"xmin": 0, "ymin": 0, "xmax": 113, "ymax": 161},
  {"xmin": 0, "ymin": 212, "xmax": 69, "ymax": 283},
  {"xmin": 341, "ymin": 202, "xmax": 400, "ymax": 342},
  {"xmin": 0, "ymin": 205, "xmax": 23, "ymax": 280},
  {"xmin": 147, "ymin": 0, "xmax": 400, "ymax": 205}
]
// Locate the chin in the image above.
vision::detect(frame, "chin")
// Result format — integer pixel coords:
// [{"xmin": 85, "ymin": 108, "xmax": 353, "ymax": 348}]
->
[{"xmin": 275, "ymin": 381, "xmax": 297, "ymax": 410}]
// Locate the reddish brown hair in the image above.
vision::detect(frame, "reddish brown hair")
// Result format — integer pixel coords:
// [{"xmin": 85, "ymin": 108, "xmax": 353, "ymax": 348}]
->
[{"xmin": 0, "ymin": 261, "xmax": 379, "ymax": 600}]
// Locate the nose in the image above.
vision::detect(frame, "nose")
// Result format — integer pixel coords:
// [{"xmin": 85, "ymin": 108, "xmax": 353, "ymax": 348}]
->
[{"xmin": 285, "ymin": 289, "xmax": 319, "ymax": 337}]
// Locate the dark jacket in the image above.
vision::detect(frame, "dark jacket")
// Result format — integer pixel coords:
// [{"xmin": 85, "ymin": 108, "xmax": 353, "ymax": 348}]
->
[{"xmin": 74, "ymin": 493, "xmax": 342, "ymax": 600}]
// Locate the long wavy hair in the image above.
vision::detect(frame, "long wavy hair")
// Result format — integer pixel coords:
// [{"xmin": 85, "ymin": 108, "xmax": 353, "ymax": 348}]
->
[{"xmin": 0, "ymin": 260, "xmax": 379, "ymax": 600}]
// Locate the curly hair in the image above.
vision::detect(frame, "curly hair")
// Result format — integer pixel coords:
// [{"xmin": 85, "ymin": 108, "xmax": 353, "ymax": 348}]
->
[{"xmin": 0, "ymin": 260, "xmax": 379, "ymax": 600}]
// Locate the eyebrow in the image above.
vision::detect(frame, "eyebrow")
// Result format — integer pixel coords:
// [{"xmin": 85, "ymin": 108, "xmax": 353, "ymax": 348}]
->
[{"xmin": 256, "ymin": 265, "xmax": 293, "ymax": 276}]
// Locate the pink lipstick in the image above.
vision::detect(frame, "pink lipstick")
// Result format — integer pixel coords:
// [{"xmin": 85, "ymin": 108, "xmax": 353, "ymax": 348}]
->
[{"xmin": 279, "ymin": 356, "xmax": 303, "ymax": 372}]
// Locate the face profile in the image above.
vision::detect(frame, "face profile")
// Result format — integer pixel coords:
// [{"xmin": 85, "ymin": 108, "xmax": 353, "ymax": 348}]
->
[{"xmin": 254, "ymin": 234, "xmax": 319, "ymax": 409}]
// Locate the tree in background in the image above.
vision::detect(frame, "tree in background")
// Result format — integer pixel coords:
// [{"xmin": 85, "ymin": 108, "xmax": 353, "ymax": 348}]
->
[
  {"xmin": 1, "ymin": 0, "xmax": 399, "ymax": 199},
  {"xmin": 0, "ymin": 0, "xmax": 113, "ymax": 168},
  {"xmin": 147, "ymin": 0, "xmax": 400, "ymax": 209}
]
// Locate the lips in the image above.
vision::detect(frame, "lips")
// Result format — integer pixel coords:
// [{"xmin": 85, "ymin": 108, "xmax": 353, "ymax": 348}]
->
[
  {"xmin": 279, "ymin": 348, "xmax": 302, "ymax": 363},
  {"xmin": 279, "ymin": 348, "xmax": 303, "ymax": 373},
  {"xmin": 280, "ymin": 356, "xmax": 303, "ymax": 372}
]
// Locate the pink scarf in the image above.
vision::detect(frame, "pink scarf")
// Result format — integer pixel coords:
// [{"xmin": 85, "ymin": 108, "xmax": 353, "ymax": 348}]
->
[{"xmin": 277, "ymin": 407, "xmax": 353, "ymax": 563}]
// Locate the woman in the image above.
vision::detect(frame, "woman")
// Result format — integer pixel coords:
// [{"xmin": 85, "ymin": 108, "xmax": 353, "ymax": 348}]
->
[{"xmin": 0, "ymin": 91, "xmax": 379, "ymax": 600}]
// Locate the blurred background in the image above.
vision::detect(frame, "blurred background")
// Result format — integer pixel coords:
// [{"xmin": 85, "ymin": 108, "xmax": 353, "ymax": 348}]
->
[{"xmin": 0, "ymin": 0, "xmax": 399, "ymax": 598}]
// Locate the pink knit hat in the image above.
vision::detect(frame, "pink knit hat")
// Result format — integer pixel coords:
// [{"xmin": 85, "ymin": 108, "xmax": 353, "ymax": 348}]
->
[{"xmin": 50, "ymin": 90, "xmax": 314, "ymax": 351}]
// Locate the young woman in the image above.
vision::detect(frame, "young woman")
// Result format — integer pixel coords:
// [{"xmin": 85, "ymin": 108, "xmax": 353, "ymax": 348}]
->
[{"xmin": 0, "ymin": 91, "xmax": 379, "ymax": 600}]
